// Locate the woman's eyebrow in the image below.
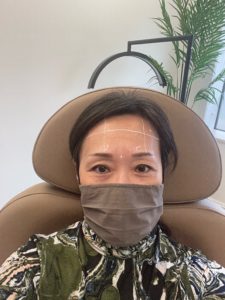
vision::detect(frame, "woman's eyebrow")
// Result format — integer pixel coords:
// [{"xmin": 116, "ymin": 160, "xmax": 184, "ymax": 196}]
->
[
  {"xmin": 87, "ymin": 152, "xmax": 155, "ymax": 158},
  {"xmin": 88, "ymin": 153, "xmax": 113, "ymax": 158},
  {"xmin": 132, "ymin": 152, "xmax": 155, "ymax": 157}
]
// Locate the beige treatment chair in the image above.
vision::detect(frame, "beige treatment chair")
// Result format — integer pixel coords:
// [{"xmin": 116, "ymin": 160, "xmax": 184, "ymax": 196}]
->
[{"xmin": 0, "ymin": 87, "xmax": 225, "ymax": 267}]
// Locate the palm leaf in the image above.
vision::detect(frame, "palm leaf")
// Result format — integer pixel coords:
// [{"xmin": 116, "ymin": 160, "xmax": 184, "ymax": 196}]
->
[
  {"xmin": 154, "ymin": 0, "xmax": 181, "ymax": 66},
  {"xmin": 147, "ymin": 56, "xmax": 178, "ymax": 97},
  {"xmin": 210, "ymin": 68, "xmax": 225, "ymax": 86},
  {"xmin": 154, "ymin": 0, "xmax": 225, "ymax": 104},
  {"xmin": 194, "ymin": 68, "xmax": 225, "ymax": 104},
  {"xmin": 194, "ymin": 87, "xmax": 219, "ymax": 104}
]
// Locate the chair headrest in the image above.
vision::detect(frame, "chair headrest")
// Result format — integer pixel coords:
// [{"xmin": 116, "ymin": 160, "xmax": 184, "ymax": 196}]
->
[{"xmin": 33, "ymin": 87, "xmax": 221, "ymax": 203}]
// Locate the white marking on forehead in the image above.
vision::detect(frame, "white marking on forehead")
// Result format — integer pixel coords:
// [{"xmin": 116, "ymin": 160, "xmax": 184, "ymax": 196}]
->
[
  {"xmin": 142, "ymin": 118, "xmax": 147, "ymax": 151},
  {"xmin": 86, "ymin": 129, "xmax": 159, "ymax": 141},
  {"xmin": 102, "ymin": 144, "xmax": 109, "ymax": 152},
  {"xmin": 81, "ymin": 117, "xmax": 161, "ymax": 162},
  {"xmin": 85, "ymin": 116, "xmax": 160, "ymax": 159}
]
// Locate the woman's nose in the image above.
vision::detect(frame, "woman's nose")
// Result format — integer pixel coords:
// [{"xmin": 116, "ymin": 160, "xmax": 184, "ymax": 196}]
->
[{"xmin": 114, "ymin": 170, "xmax": 131, "ymax": 184}]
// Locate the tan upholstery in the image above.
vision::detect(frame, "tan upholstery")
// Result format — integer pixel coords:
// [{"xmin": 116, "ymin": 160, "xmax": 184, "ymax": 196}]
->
[
  {"xmin": 1, "ymin": 183, "xmax": 225, "ymax": 266},
  {"xmin": 0, "ymin": 87, "xmax": 224, "ymax": 269},
  {"xmin": 0, "ymin": 183, "xmax": 82, "ymax": 265}
]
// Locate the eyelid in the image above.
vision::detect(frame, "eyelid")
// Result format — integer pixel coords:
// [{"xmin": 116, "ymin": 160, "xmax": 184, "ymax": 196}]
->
[
  {"xmin": 90, "ymin": 164, "xmax": 111, "ymax": 174},
  {"xmin": 135, "ymin": 163, "xmax": 155, "ymax": 172}
]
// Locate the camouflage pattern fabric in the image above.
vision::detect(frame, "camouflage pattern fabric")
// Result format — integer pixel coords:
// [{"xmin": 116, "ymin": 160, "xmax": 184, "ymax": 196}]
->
[{"xmin": 0, "ymin": 221, "xmax": 225, "ymax": 299}]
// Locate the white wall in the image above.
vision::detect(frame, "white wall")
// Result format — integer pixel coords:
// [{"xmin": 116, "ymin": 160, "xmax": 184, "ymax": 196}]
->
[{"xmin": 0, "ymin": 0, "xmax": 170, "ymax": 207}]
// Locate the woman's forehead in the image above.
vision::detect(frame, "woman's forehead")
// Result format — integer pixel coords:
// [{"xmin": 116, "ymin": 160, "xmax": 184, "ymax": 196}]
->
[
  {"xmin": 80, "ymin": 114, "xmax": 161, "ymax": 157},
  {"xmin": 85, "ymin": 114, "xmax": 159, "ymax": 141}
]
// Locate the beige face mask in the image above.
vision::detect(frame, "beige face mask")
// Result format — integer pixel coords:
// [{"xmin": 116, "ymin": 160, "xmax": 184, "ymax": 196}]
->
[{"xmin": 80, "ymin": 183, "xmax": 164, "ymax": 247}]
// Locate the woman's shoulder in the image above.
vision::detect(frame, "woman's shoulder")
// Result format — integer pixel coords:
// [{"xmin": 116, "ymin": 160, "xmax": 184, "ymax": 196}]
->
[
  {"xmin": 0, "ymin": 221, "xmax": 82, "ymax": 298},
  {"xmin": 158, "ymin": 226, "xmax": 224, "ymax": 273},
  {"xmin": 158, "ymin": 226, "xmax": 225, "ymax": 297}
]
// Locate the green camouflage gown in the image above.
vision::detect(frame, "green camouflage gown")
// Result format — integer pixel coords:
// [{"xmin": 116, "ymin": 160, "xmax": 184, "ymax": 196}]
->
[{"xmin": 0, "ymin": 221, "xmax": 225, "ymax": 299}]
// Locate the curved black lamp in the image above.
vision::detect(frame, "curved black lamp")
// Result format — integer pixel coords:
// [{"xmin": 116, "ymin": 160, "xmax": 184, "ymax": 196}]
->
[
  {"xmin": 88, "ymin": 51, "xmax": 167, "ymax": 89},
  {"xmin": 88, "ymin": 35, "xmax": 193, "ymax": 104}
]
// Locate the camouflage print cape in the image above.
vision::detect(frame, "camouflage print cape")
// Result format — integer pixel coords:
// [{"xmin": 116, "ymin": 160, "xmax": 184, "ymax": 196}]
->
[{"xmin": 0, "ymin": 221, "xmax": 225, "ymax": 299}]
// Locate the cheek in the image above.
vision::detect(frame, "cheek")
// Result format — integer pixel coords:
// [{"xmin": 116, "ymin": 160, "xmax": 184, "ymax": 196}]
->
[
  {"xmin": 152, "ymin": 153, "xmax": 163, "ymax": 184},
  {"xmin": 78, "ymin": 168, "xmax": 88, "ymax": 185},
  {"xmin": 156, "ymin": 159, "xmax": 163, "ymax": 184},
  {"xmin": 156, "ymin": 169, "xmax": 163, "ymax": 185},
  {"xmin": 78, "ymin": 159, "xmax": 88, "ymax": 185},
  {"xmin": 78, "ymin": 156, "xmax": 99, "ymax": 185},
  {"xmin": 77, "ymin": 149, "xmax": 85, "ymax": 184}
]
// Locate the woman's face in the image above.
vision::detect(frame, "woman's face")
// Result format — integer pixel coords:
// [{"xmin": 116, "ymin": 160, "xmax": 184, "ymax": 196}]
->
[{"xmin": 79, "ymin": 114, "xmax": 162, "ymax": 185}]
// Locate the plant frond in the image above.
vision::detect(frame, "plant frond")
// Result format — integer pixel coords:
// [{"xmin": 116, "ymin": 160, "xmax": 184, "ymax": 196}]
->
[
  {"xmin": 194, "ymin": 87, "xmax": 219, "ymax": 104},
  {"xmin": 153, "ymin": 0, "xmax": 181, "ymax": 65},
  {"xmin": 210, "ymin": 68, "xmax": 225, "ymax": 86},
  {"xmin": 147, "ymin": 56, "xmax": 178, "ymax": 98},
  {"xmin": 154, "ymin": 0, "xmax": 225, "ymax": 104}
]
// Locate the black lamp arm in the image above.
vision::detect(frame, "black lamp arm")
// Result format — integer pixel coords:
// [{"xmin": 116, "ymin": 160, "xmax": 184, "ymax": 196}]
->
[{"xmin": 88, "ymin": 51, "xmax": 167, "ymax": 89}]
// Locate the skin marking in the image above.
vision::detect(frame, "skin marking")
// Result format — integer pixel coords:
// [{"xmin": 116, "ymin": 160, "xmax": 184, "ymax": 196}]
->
[{"xmin": 86, "ymin": 129, "xmax": 159, "ymax": 141}]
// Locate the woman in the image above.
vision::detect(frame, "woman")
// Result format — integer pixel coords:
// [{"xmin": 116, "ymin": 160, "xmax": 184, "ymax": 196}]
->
[{"xmin": 0, "ymin": 89, "xmax": 225, "ymax": 299}]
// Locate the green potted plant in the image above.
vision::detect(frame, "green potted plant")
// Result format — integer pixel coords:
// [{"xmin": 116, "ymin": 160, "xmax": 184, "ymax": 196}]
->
[{"xmin": 151, "ymin": 0, "xmax": 225, "ymax": 106}]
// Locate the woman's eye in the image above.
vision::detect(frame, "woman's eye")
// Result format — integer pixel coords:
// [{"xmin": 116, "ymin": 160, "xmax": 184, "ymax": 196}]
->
[
  {"xmin": 135, "ymin": 164, "xmax": 152, "ymax": 173},
  {"xmin": 92, "ymin": 165, "xmax": 110, "ymax": 174}
]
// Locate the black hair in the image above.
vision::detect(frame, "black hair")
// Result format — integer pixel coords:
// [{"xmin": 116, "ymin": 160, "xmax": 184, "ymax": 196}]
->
[{"xmin": 69, "ymin": 90, "xmax": 178, "ymax": 174}]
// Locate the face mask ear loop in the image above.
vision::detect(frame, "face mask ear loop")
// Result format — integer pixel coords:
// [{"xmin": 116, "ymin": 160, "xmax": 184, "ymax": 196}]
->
[
  {"xmin": 72, "ymin": 159, "xmax": 80, "ymax": 184},
  {"xmin": 162, "ymin": 170, "xmax": 165, "ymax": 184},
  {"xmin": 161, "ymin": 153, "xmax": 166, "ymax": 184},
  {"xmin": 76, "ymin": 172, "xmax": 80, "ymax": 185}
]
